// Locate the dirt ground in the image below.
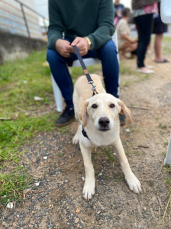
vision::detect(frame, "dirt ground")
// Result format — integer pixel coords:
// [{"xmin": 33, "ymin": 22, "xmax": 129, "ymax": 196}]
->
[{"xmin": 1, "ymin": 54, "xmax": 171, "ymax": 229}]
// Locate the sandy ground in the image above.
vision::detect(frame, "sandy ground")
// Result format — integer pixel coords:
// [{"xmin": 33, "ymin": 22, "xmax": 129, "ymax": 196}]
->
[{"xmin": 0, "ymin": 54, "xmax": 171, "ymax": 229}]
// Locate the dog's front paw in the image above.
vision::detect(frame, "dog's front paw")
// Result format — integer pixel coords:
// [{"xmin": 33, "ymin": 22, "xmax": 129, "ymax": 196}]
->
[
  {"xmin": 125, "ymin": 173, "xmax": 141, "ymax": 194},
  {"xmin": 72, "ymin": 135, "xmax": 79, "ymax": 144},
  {"xmin": 83, "ymin": 178, "xmax": 95, "ymax": 200}
]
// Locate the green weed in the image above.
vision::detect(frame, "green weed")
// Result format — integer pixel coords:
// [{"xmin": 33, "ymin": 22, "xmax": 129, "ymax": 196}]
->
[
  {"xmin": 0, "ymin": 167, "xmax": 33, "ymax": 204},
  {"xmin": 0, "ymin": 50, "xmax": 101, "ymax": 205},
  {"xmin": 159, "ymin": 123, "xmax": 167, "ymax": 129},
  {"xmin": 105, "ymin": 147, "xmax": 116, "ymax": 162}
]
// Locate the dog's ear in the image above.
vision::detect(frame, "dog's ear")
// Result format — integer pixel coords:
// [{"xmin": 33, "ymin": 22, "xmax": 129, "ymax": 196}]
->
[
  {"xmin": 117, "ymin": 99, "xmax": 132, "ymax": 124},
  {"xmin": 79, "ymin": 100, "xmax": 89, "ymax": 127}
]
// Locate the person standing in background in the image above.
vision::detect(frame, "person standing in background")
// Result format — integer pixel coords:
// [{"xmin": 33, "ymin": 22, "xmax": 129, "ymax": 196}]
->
[
  {"xmin": 132, "ymin": 0, "xmax": 159, "ymax": 74},
  {"xmin": 153, "ymin": 1, "xmax": 169, "ymax": 63},
  {"xmin": 114, "ymin": 0, "xmax": 124, "ymax": 26}
]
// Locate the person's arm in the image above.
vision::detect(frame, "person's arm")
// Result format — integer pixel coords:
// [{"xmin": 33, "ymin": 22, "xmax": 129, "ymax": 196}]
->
[
  {"xmin": 47, "ymin": 0, "xmax": 64, "ymax": 50},
  {"xmin": 118, "ymin": 20, "xmax": 137, "ymax": 43},
  {"xmin": 121, "ymin": 34, "xmax": 137, "ymax": 43},
  {"xmin": 87, "ymin": 0, "xmax": 115, "ymax": 50}
]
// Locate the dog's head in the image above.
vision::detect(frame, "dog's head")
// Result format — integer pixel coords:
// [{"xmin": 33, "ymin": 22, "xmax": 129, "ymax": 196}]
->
[{"xmin": 79, "ymin": 93, "xmax": 132, "ymax": 130}]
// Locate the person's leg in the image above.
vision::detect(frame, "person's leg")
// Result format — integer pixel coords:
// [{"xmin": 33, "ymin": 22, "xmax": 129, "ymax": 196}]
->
[
  {"xmin": 119, "ymin": 42, "xmax": 137, "ymax": 59},
  {"xmin": 154, "ymin": 33, "xmax": 163, "ymax": 61},
  {"xmin": 97, "ymin": 40, "xmax": 119, "ymax": 98},
  {"xmin": 119, "ymin": 42, "xmax": 131, "ymax": 59},
  {"xmin": 147, "ymin": 40, "xmax": 151, "ymax": 54},
  {"xmin": 47, "ymin": 49, "xmax": 75, "ymax": 126},
  {"xmin": 134, "ymin": 14, "xmax": 153, "ymax": 71},
  {"xmin": 121, "ymin": 42, "xmax": 137, "ymax": 56},
  {"xmin": 47, "ymin": 49, "xmax": 74, "ymax": 107}
]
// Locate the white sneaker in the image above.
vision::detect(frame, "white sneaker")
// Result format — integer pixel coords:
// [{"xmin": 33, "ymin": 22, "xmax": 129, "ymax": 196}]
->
[
  {"xmin": 146, "ymin": 65, "xmax": 153, "ymax": 69},
  {"xmin": 137, "ymin": 68, "xmax": 154, "ymax": 74}
]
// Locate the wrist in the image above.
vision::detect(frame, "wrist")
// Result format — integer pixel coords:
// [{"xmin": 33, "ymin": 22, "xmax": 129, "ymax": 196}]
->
[
  {"xmin": 56, "ymin": 39, "xmax": 62, "ymax": 45},
  {"xmin": 84, "ymin": 37, "xmax": 92, "ymax": 49}
]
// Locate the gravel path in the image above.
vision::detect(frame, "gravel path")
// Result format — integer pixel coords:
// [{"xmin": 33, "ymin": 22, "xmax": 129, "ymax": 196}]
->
[{"xmin": 0, "ymin": 57, "xmax": 171, "ymax": 229}]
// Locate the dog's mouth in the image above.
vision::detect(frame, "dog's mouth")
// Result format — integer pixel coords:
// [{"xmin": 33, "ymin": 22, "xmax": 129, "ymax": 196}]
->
[{"xmin": 98, "ymin": 127, "xmax": 110, "ymax": 131}]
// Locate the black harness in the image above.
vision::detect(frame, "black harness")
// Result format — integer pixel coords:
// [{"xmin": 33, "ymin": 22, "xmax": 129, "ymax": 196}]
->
[{"xmin": 82, "ymin": 127, "xmax": 90, "ymax": 140}]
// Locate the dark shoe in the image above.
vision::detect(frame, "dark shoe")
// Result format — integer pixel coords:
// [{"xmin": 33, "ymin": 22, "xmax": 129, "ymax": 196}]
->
[
  {"xmin": 56, "ymin": 106, "xmax": 74, "ymax": 127},
  {"xmin": 155, "ymin": 58, "xmax": 169, "ymax": 63},
  {"xmin": 119, "ymin": 113, "xmax": 126, "ymax": 126}
]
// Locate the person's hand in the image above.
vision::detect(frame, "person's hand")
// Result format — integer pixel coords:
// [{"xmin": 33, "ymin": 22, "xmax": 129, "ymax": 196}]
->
[
  {"xmin": 71, "ymin": 37, "xmax": 89, "ymax": 56},
  {"xmin": 130, "ymin": 39, "xmax": 137, "ymax": 43},
  {"xmin": 117, "ymin": 11, "xmax": 121, "ymax": 18},
  {"xmin": 55, "ymin": 39, "xmax": 73, "ymax": 58}
]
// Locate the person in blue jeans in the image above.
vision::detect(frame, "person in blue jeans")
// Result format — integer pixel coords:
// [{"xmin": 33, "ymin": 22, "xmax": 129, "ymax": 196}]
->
[{"xmin": 47, "ymin": 0, "xmax": 125, "ymax": 127}]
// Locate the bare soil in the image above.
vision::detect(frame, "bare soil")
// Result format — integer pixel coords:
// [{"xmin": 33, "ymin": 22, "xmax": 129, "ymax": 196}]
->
[{"xmin": 1, "ymin": 55, "xmax": 171, "ymax": 229}]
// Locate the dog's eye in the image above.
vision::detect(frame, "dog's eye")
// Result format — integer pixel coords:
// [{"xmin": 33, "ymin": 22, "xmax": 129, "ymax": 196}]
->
[
  {"xmin": 109, "ymin": 103, "xmax": 115, "ymax": 108},
  {"xmin": 92, "ymin": 104, "xmax": 98, "ymax": 109}
]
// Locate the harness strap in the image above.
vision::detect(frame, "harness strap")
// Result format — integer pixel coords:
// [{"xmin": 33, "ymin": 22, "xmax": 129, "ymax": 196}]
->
[
  {"xmin": 73, "ymin": 45, "xmax": 98, "ymax": 96},
  {"xmin": 82, "ymin": 127, "xmax": 90, "ymax": 140}
]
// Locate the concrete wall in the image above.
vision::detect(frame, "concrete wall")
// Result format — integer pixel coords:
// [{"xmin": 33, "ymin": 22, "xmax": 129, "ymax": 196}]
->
[{"xmin": 0, "ymin": 30, "xmax": 47, "ymax": 64}]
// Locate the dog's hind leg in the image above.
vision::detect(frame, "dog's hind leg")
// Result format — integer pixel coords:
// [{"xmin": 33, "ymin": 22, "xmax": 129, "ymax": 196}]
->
[
  {"xmin": 113, "ymin": 138, "xmax": 142, "ymax": 194},
  {"xmin": 72, "ymin": 124, "xmax": 81, "ymax": 144},
  {"xmin": 80, "ymin": 142, "xmax": 95, "ymax": 200}
]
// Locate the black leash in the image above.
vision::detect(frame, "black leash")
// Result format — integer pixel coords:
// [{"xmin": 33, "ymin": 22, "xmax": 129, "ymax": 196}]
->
[{"xmin": 73, "ymin": 45, "xmax": 98, "ymax": 96}]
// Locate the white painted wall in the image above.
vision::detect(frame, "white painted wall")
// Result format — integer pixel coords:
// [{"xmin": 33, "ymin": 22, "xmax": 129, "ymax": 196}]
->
[
  {"xmin": 0, "ymin": 0, "xmax": 42, "ymax": 38},
  {"xmin": 114, "ymin": 0, "xmax": 132, "ymax": 9},
  {"xmin": 120, "ymin": 0, "xmax": 131, "ymax": 8}
]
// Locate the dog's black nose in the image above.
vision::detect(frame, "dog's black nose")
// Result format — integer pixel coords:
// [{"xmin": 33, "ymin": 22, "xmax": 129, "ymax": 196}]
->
[{"xmin": 99, "ymin": 117, "xmax": 110, "ymax": 127}]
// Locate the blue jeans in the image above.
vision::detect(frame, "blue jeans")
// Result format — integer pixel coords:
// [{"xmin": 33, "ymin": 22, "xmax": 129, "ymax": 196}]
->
[{"xmin": 47, "ymin": 39, "xmax": 119, "ymax": 107}]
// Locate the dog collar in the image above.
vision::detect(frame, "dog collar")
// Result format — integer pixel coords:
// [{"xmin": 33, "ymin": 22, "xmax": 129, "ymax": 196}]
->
[{"xmin": 82, "ymin": 128, "xmax": 90, "ymax": 140}]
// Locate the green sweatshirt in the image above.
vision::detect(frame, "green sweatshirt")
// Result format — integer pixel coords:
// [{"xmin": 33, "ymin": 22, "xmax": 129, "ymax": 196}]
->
[{"xmin": 48, "ymin": 0, "xmax": 115, "ymax": 50}]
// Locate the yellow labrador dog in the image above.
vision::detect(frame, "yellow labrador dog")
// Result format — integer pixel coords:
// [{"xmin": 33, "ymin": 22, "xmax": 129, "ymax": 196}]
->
[{"xmin": 73, "ymin": 74, "xmax": 141, "ymax": 200}]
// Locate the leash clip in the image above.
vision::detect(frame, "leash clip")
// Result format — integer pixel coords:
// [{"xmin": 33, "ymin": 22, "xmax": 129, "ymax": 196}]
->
[{"xmin": 89, "ymin": 81, "xmax": 98, "ymax": 95}]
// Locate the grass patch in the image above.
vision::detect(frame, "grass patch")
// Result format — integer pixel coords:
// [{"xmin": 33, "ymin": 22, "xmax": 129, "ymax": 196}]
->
[
  {"xmin": 0, "ymin": 51, "xmax": 53, "ymax": 116},
  {"xmin": 129, "ymin": 124, "xmax": 139, "ymax": 132},
  {"xmin": 105, "ymin": 147, "xmax": 116, "ymax": 162},
  {"xmin": 162, "ymin": 37, "xmax": 171, "ymax": 55},
  {"xmin": 162, "ymin": 36, "xmax": 171, "ymax": 43},
  {"xmin": 164, "ymin": 164, "xmax": 171, "ymax": 174},
  {"xmin": 125, "ymin": 149, "xmax": 131, "ymax": 156},
  {"xmin": 0, "ymin": 167, "xmax": 33, "ymax": 204},
  {"xmin": 120, "ymin": 61, "xmax": 136, "ymax": 75},
  {"xmin": 0, "ymin": 112, "xmax": 58, "ymax": 167},
  {"xmin": 0, "ymin": 111, "xmax": 58, "ymax": 205},
  {"xmin": 0, "ymin": 50, "xmax": 102, "ymax": 206},
  {"xmin": 120, "ymin": 61, "xmax": 151, "ymax": 88},
  {"xmin": 159, "ymin": 164, "xmax": 171, "ymax": 225},
  {"xmin": 165, "ymin": 179, "xmax": 171, "ymax": 184},
  {"xmin": 158, "ymin": 123, "xmax": 167, "ymax": 129},
  {"xmin": 164, "ymin": 141, "xmax": 168, "ymax": 146},
  {"xmin": 159, "ymin": 130, "xmax": 165, "ymax": 136}
]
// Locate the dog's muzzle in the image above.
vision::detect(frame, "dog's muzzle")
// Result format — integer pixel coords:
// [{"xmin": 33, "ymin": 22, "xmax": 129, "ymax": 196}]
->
[{"xmin": 98, "ymin": 117, "xmax": 110, "ymax": 131}]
